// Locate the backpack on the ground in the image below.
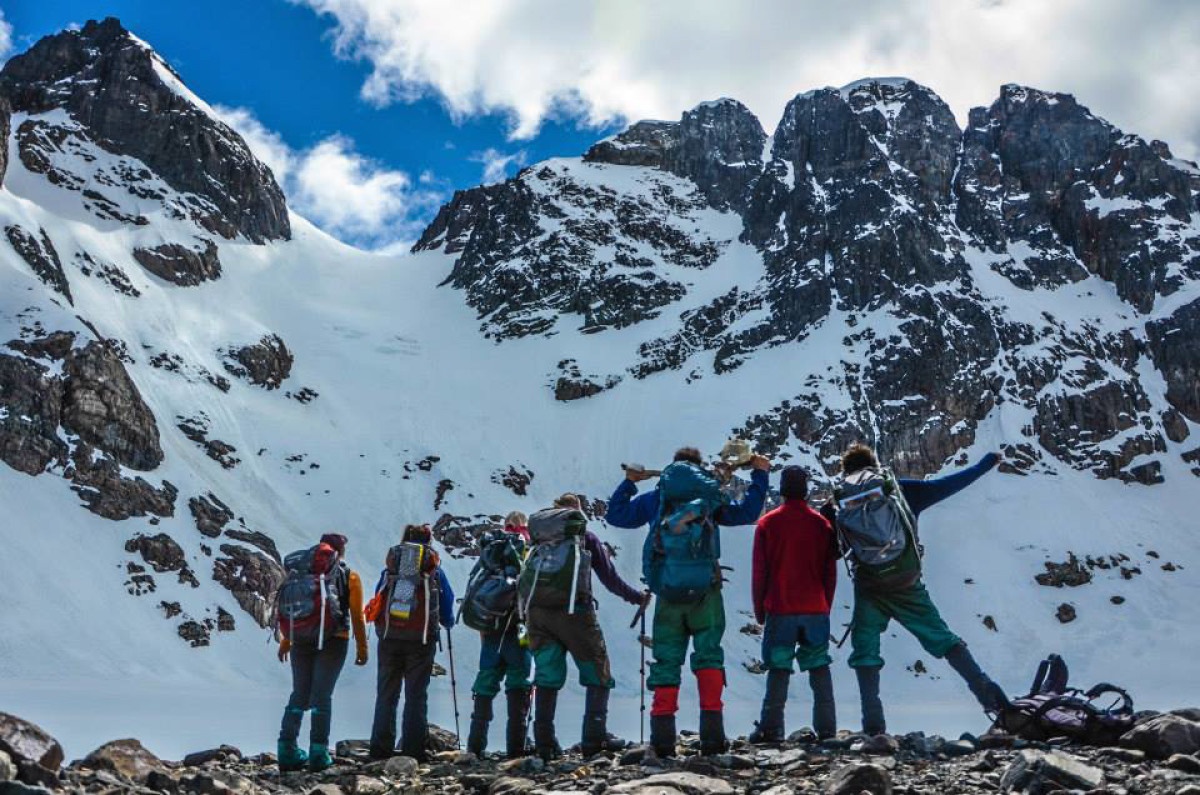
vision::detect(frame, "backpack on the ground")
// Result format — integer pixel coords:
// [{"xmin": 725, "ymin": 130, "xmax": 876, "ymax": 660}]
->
[
  {"xmin": 374, "ymin": 542, "xmax": 440, "ymax": 643},
  {"xmin": 993, "ymin": 654, "xmax": 1134, "ymax": 745},
  {"xmin": 518, "ymin": 508, "xmax": 592, "ymax": 614},
  {"xmin": 461, "ymin": 531, "xmax": 525, "ymax": 633},
  {"xmin": 833, "ymin": 466, "xmax": 920, "ymax": 588},
  {"xmin": 276, "ymin": 542, "xmax": 347, "ymax": 649},
  {"xmin": 644, "ymin": 462, "xmax": 727, "ymax": 604}
]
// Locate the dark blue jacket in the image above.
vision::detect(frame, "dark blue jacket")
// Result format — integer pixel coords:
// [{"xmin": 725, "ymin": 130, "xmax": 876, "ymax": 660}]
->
[
  {"xmin": 898, "ymin": 453, "xmax": 1000, "ymax": 520},
  {"xmin": 607, "ymin": 468, "xmax": 770, "ymax": 529}
]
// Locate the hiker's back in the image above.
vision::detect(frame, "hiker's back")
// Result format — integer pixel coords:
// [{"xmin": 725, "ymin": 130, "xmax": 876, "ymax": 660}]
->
[
  {"xmin": 833, "ymin": 466, "xmax": 919, "ymax": 589},
  {"xmin": 519, "ymin": 508, "xmax": 592, "ymax": 613},
  {"xmin": 277, "ymin": 542, "xmax": 348, "ymax": 647},
  {"xmin": 462, "ymin": 530, "xmax": 525, "ymax": 633},
  {"xmin": 375, "ymin": 541, "xmax": 440, "ymax": 643},
  {"xmin": 758, "ymin": 501, "xmax": 835, "ymax": 615},
  {"xmin": 645, "ymin": 461, "xmax": 726, "ymax": 603}
]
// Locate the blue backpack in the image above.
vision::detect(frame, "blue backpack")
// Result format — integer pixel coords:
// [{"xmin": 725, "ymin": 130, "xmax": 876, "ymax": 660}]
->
[{"xmin": 643, "ymin": 462, "xmax": 727, "ymax": 604}]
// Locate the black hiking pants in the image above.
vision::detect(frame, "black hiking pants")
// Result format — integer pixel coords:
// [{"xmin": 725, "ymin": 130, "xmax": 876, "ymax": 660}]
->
[
  {"xmin": 370, "ymin": 637, "xmax": 437, "ymax": 758},
  {"xmin": 280, "ymin": 637, "xmax": 349, "ymax": 747}
]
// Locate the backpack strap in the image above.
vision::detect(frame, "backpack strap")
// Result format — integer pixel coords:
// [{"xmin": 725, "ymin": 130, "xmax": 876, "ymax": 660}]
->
[
  {"xmin": 1029, "ymin": 657, "xmax": 1051, "ymax": 696},
  {"xmin": 1085, "ymin": 684, "xmax": 1133, "ymax": 716}
]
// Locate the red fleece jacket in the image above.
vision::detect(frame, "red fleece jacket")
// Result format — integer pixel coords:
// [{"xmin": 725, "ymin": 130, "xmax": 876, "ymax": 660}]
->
[{"xmin": 752, "ymin": 499, "xmax": 838, "ymax": 623}]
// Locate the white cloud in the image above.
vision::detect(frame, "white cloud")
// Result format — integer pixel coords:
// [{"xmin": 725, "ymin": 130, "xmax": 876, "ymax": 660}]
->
[
  {"xmin": 295, "ymin": 0, "xmax": 1200, "ymax": 158},
  {"xmin": 0, "ymin": 10, "xmax": 14, "ymax": 60},
  {"xmin": 215, "ymin": 105, "xmax": 442, "ymax": 249},
  {"xmin": 472, "ymin": 147, "xmax": 527, "ymax": 184}
]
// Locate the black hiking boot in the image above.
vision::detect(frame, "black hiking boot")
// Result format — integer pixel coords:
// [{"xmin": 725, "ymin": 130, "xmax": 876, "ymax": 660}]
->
[
  {"xmin": 698, "ymin": 710, "xmax": 729, "ymax": 756},
  {"xmin": 809, "ymin": 665, "xmax": 837, "ymax": 740},
  {"xmin": 749, "ymin": 669, "xmax": 790, "ymax": 744},
  {"xmin": 467, "ymin": 695, "xmax": 494, "ymax": 757},
  {"xmin": 533, "ymin": 687, "xmax": 561, "ymax": 762},
  {"xmin": 505, "ymin": 689, "xmax": 531, "ymax": 758},
  {"xmin": 945, "ymin": 643, "xmax": 1010, "ymax": 714},
  {"xmin": 856, "ymin": 666, "xmax": 887, "ymax": 736},
  {"xmin": 580, "ymin": 686, "xmax": 610, "ymax": 757},
  {"xmin": 649, "ymin": 714, "xmax": 677, "ymax": 758}
]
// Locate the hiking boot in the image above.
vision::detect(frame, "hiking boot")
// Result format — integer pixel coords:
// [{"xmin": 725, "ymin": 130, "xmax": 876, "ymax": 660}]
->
[
  {"xmin": 276, "ymin": 740, "xmax": 307, "ymax": 772},
  {"xmin": 698, "ymin": 711, "xmax": 729, "ymax": 756},
  {"xmin": 649, "ymin": 714, "xmax": 677, "ymax": 758},
  {"xmin": 945, "ymin": 643, "xmax": 1010, "ymax": 714},
  {"xmin": 307, "ymin": 744, "xmax": 334, "ymax": 772},
  {"xmin": 855, "ymin": 666, "xmax": 886, "ymax": 736},
  {"xmin": 467, "ymin": 695, "xmax": 494, "ymax": 757},
  {"xmin": 750, "ymin": 669, "xmax": 790, "ymax": 745},
  {"xmin": 809, "ymin": 665, "xmax": 837, "ymax": 740},
  {"xmin": 533, "ymin": 688, "xmax": 561, "ymax": 762},
  {"xmin": 580, "ymin": 686, "xmax": 610, "ymax": 757},
  {"xmin": 505, "ymin": 689, "xmax": 531, "ymax": 759}
]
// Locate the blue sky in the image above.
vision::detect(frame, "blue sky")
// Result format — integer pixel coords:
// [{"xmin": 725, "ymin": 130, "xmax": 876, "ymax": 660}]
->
[{"xmin": 2, "ymin": 1, "xmax": 1197, "ymax": 251}]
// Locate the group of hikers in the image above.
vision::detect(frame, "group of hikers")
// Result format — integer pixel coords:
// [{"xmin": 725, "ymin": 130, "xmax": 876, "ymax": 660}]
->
[{"xmin": 271, "ymin": 441, "xmax": 1008, "ymax": 772}]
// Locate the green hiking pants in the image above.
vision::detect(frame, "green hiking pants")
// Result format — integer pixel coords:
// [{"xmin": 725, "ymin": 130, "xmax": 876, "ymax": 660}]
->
[
  {"xmin": 526, "ymin": 606, "xmax": 614, "ymax": 690},
  {"xmin": 847, "ymin": 579, "xmax": 961, "ymax": 669},
  {"xmin": 647, "ymin": 588, "xmax": 725, "ymax": 689},
  {"xmin": 471, "ymin": 628, "xmax": 532, "ymax": 697}
]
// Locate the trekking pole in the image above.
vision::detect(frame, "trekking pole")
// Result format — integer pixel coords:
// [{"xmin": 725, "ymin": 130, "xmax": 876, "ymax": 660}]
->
[
  {"xmin": 630, "ymin": 596, "xmax": 651, "ymax": 745},
  {"xmin": 446, "ymin": 628, "xmax": 462, "ymax": 749}
]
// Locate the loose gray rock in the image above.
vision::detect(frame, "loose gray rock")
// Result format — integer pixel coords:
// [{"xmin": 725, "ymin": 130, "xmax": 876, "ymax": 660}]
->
[
  {"xmin": 823, "ymin": 762, "xmax": 893, "ymax": 795},
  {"xmin": 609, "ymin": 772, "xmax": 735, "ymax": 795},
  {"xmin": 0, "ymin": 712, "xmax": 63, "ymax": 772},
  {"xmin": 1000, "ymin": 749, "xmax": 1104, "ymax": 793},
  {"xmin": 1121, "ymin": 714, "xmax": 1200, "ymax": 759},
  {"xmin": 381, "ymin": 756, "xmax": 418, "ymax": 778},
  {"xmin": 79, "ymin": 738, "xmax": 163, "ymax": 783}
]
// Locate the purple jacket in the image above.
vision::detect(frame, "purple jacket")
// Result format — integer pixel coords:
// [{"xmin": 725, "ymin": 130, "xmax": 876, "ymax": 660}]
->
[{"xmin": 585, "ymin": 531, "xmax": 642, "ymax": 606}]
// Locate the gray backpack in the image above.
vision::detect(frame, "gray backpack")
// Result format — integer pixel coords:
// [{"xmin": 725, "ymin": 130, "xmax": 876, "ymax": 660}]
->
[
  {"xmin": 833, "ymin": 467, "xmax": 917, "ymax": 570},
  {"xmin": 518, "ymin": 508, "xmax": 592, "ymax": 615}
]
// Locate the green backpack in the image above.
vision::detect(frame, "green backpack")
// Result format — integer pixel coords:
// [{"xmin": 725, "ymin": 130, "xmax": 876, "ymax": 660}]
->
[{"xmin": 518, "ymin": 508, "xmax": 592, "ymax": 614}]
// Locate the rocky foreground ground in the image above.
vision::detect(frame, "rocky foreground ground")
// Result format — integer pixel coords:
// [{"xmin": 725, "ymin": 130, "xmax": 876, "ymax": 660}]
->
[{"xmin": 4, "ymin": 709, "xmax": 1200, "ymax": 795}]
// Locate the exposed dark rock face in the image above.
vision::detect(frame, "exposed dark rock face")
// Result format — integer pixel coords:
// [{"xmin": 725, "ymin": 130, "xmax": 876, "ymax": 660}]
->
[
  {"xmin": 212, "ymin": 543, "xmax": 284, "ymax": 628},
  {"xmin": 0, "ymin": 95, "xmax": 9, "ymax": 186},
  {"xmin": 68, "ymin": 442, "xmax": 177, "ymax": 520},
  {"xmin": 1147, "ymin": 299, "xmax": 1200, "ymax": 423},
  {"xmin": 62, "ymin": 340, "xmax": 162, "ymax": 470},
  {"xmin": 132, "ymin": 240, "xmax": 221, "ymax": 286},
  {"xmin": 177, "ymin": 414, "xmax": 240, "ymax": 469},
  {"xmin": 553, "ymin": 359, "xmax": 621, "ymax": 401},
  {"xmin": 224, "ymin": 529, "xmax": 280, "ymax": 563},
  {"xmin": 5, "ymin": 225, "xmax": 72, "ymax": 303},
  {"xmin": 222, "ymin": 334, "xmax": 293, "ymax": 390},
  {"xmin": 0, "ymin": 18, "xmax": 290, "ymax": 242},
  {"xmin": 6, "ymin": 330, "xmax": 76, "ymax": 361},
  {"xmin": 124, "ymin": 532, "xmax": 186, "ymax": 573},
  {"xmin": 0, "ymin": 353, "xmax": 68, "ymax": 474},
  {"xmin": 188, "ymin": 492, "xmax": 233, "ymax": 538},
  {"xmin": 492, "ymin": 465, "xmax": 534, "ymax": 497}
]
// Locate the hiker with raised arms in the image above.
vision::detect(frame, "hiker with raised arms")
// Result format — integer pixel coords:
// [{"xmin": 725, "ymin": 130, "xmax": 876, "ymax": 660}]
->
[
  {"xmin": 749, "ymin": 465, "xmax": 840, "ymax": 744},
  {"xmin": 461, "ymin": 511, "xmax": 534, "ymax": 759},
  {"xmin": 607, "ymin": 445, "xmax": 771, "ymax": 758},
  {"xmin": 824, "ymin": 443, "xmax": 1008, "ymax": 736},
  {"xmin": 364, "ymin": 523, "xmax": 455, "ymax": 761},
  {"xmin": 274, "ymin": 532, "xmax": 368, "ymax": 772},
  {"xmin": 519, "ymin": 494, "xmax": 648, "ymax": 761}
]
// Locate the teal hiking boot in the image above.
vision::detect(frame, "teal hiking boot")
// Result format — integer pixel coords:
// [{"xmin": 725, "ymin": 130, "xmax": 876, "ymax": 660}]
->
[
  {"xmin": 307, "ymin": 743, "xmax": 334, "ymax": 772},
  {"xmin": 277, "ymin": 740, "xmax": 308, "ymax": 772}
]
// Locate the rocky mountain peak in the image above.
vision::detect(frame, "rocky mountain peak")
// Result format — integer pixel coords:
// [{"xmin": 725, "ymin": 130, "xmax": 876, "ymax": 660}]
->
[{"xmin": 0, "ymin": 17, "xmax": 290, "ymax": 243}]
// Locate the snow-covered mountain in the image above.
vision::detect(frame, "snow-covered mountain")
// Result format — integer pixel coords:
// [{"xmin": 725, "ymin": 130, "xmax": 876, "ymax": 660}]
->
[{"xmin": 1, "ymin": 19, "xmax": 1197, "ymax": 758}]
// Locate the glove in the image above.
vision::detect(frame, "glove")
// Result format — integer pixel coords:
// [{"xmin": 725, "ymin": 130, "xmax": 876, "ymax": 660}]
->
[
  {"xmin": 277, "ymin": 641, "xmax": 290, "ymax": 663},
  {"xmin": 640, "ymin": 590, "xmax": 653, "ymax": 608}
]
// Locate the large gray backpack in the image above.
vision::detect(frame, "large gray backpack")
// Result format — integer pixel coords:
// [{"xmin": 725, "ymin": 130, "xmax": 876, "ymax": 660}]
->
[
  {"xmin": 833, "ymin": 467, "xmax": 917, "ymax": 572},
  {"xmin": 518, "ymin": 508, "xmax": 592, "ymax": 615}
]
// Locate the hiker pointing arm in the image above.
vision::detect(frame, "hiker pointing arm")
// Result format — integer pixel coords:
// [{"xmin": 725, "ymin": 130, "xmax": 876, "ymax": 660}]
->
[
  {"xmin": 898, "ymin": 452, "xmax": 1001, "ymax": 516},
  {"xmin": 586, "ymin": 531, "xmax": 643, "ymax": 605}
]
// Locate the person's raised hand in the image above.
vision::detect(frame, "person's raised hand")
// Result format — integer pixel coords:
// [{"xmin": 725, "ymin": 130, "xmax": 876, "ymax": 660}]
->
[
  {"xmin": 625, "ymin": 466, "xmax": 653, "ymax": 483},
  {"xmin": 749, "ymin": 454, "xmax": 771, "ymax": 472}
]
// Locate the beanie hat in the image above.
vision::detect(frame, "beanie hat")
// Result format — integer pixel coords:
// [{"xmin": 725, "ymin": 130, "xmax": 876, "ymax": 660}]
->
[
  {"xmin": 320, "ymin": 533, "xmax": 347, "ymax": 554},
  {"xmin": 779, "ymin": 466, "xmax": 809, "ymax": 500}
]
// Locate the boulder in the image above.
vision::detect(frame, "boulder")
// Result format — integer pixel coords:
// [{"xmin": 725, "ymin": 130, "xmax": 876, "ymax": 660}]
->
[
  {"xmin": 132, "ymin": 241, "xmax": 221, "ymax": 287},
  {"xmin": 124, "ymin": 533, "xmax": 186, "ymax": 572},
  {"xmin": 211, "ymin": 544, "xmax": 284, "ymax": 628},
  {"xmin": 80, "ymin": 738, "xmax": 163, "ymax": 783},
  {"xmin": 221, "ymin": 335, "xmax": 292, "ymax": 390},
  {"xmin": 0, "ymin": 714, "xmax": 62, "ymax": 773},
  {"xmin": 382, "ymin": 756, "xmax": 418, "ymax": 778},
  {"xmin": 1121, "ymin": 714, "xmax": 1200, "ymax": 759},
  {"xmin": 608, "ymin": 772, "xmax": 735, "ymax": 795},
  {"xmin": 61, "ymin": 341, "xmax": 162, "ymax": 471},
  {"xmin": 0, "ymin": 751, "xmax": 15, "ymax": 783},
  {"xmin": 823, "ymin": 762, "xmax": 892, "ymax": 795},
  {"xmin": 1000, "ymin": 749, "xmax": 1104, "ymax": 793},
  {"xmin": 188, "ymin": 493, "xmax": 234, "ymax": 538},
  {"xmin": 180, "ymin": 747, "xmax": 241, "ymax": 768}
]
